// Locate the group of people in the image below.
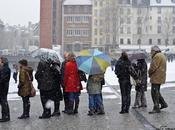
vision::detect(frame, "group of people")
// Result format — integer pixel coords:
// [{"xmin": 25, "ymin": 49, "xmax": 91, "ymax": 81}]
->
[
  {"xmin": 115, "ymin": 45, "xmax": 168, "ymax": 114},
  {"xmin": 0, "ymin": 45, "xmax": 169, "ymax": 122},
  {"xmin": 0, "ymin": 52, "xmax": 105, "ymax": 122}
]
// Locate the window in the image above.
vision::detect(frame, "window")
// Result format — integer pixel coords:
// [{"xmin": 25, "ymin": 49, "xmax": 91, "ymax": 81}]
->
[
  {"xmin": 172, "ymin": 0, "xmax": 175, "ymax": 3},
  {"xmin": 94, "ymin": 1, "xmax": 97, "ymax": 7},
  {"xmin": 127, "ymin": 17, "xmax": 131, "ymax": 24},
  {"xmin": 120, "ymin": 38, "xmax": 124, "ymax": 44},
  {"xmin": 158, "ymin": 7, "xmax": 161, "ymax": 14},
  {"xmin": 127, "ymin": 8, "xmax": 131, "ymax": 15},
  {"xmin": 158, "ymin": 17, "xmax": 161, "ymax": 24},
  {"xmin": 94, "ymin": 10, "xmax": 98, "ymax": 17},
  {"xmin": 137, "ymin": 27, "xmax": 142, "ymax": 34},
  {"xmin": 150, "ymin": 26, "xmax": 152, "ymax": 31},
  {"xmin": 120, "ymin": 8, "xmax": 124, "ymax": 14},
  {"xmin": 173, "ymin": 39, "xmax": 175, "ymax": 45},
  {"xmin": 156, "ymin": 0, "xmax": 161, "ymax": 3},
  {"xmin": 127, "ymin": 39, "xmax": 131, "ymax": 44},
  {"xmin": 137, "ymin": 9, "xmax": 141, "ymax": 15},
  {"xmin": 100, "ymin": 38, "xmax": 103, "ymax": 44},
  {"xmin": 100, "ymin": 1, "xmax": 103, "ymax": 6},
  {"xmin": 149, "ymin": 39, "xmax": 152, "ymax": 45},
  {"xmin": 158, "ymin": 39, "xmax": 161, "ymax": 45},
  {"xmin": 100, "ymin": 28, "xmax": 103, "ymax": 35},
  {"xmin": 120, "ymin": 27, "xmax": 124, "ymax": 34},
  {"xmin": 137, "ymin": 17, "xmax": 142, "ymax": 24},
  {"xmin": 127, "ymin": 27, "xmax": 131, "ymax": 34},
  {"xmin": 165, "ymin": 39, "xmax": 169, "ymax": 45},
  {"xmin": 94, "ymin": 19, "xmax": 98, "ymax": 26},
  {"xmin": 120, "ymin": 17, "xmax": 124, "ymax": 24},
  {"xmin": 173, "ymin": 8, "xmax": 175, "ymax": 14},
  {"xmin": 157, "ymin": 26, "xmax": 161, "ymax": 33},
  {"xmin": 173, "ymin": 17, "xmax": 175, "ymax": 24},
  {"xmin": 95, "ymin": 38, "xmax": 97, "ymax": 44},
  {"xmin": 94, "ymin": 29, "xmax": 97, "ymax": 35},
  {"xmin": 173, "ymin": 26, "xmax": 175, "ymax": 33},
  {"xmin": 137, "ymin": 39, "xmax": 141, "ymax": 45}
]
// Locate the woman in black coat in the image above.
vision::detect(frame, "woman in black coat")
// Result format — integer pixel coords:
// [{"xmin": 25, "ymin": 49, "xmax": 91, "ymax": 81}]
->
[
  {"xmin": 0, "ymin": 57, "xmax": 11, "ymax": 122},
  {"xmin": 35, "ymin": 59, "xmax": 63, "ymax": 119},
  {"xmin": 133, "ymin": 59, "xmax": 147, "ymax": 108}
]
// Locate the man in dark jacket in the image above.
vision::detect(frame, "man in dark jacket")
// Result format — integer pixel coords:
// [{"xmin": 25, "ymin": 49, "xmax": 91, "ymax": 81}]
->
[
  {"xmin": 0, "ymin": 57, "xmax": 11, "ymax": 122},
  {"xmin": 115, "ymin": 52, "xmax": 137, "ymax": 114},
  {"xmin": 35, "ymin": 59, "xmax": 62, "ymax": 119}
]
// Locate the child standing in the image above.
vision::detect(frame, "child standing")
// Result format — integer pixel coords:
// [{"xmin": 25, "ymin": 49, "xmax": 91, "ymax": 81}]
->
[{"xmin": 87, "ymin": 74, "xmax": 105, "ymax": 116}]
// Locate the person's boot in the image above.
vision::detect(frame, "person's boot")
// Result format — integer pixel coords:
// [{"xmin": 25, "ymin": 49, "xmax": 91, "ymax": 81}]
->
[
  {"xmin": 160, "ymin": 103, "xmax": 168, "ymax": 109},
  {"xmin": 18, "ymin": 101, "xmax": 30, "ymax": 119},
  {"xmin": 67, "ymin": 101, "xmax": 74, "ymax": 115},
  {"xmin": 0, "ymin": 105, "xmax": 10, "ymax": 122},
  {"xmin": 87, "ymin": 109, "xmax": 95, "ymax": 116},
  {"xmin": 51, "ymin": 101, "xmax": 60, "ymax": 117},
  {"xmin": 149, "ymin": 106, "xmax": 160, "ymax": 114},
  {"xmin": 74, "ymin": 100, "xmax": 79, "ymax": 114},
  {"xmin": 39, "ymin": 109, "xmax": 51, "ymax": 119}
]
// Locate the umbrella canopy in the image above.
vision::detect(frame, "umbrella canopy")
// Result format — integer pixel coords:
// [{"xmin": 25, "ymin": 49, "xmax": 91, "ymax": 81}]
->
[
  {"xmin": 31, "ymin": 48, "xmax": 63, "ymax": 63},
  {"xmin": 76, "ymin": 49, "xmax": 111, "ymax": 75},
  {"xmin": 128, "ymin": 50, "xmax": 148, "ymax": 61}
]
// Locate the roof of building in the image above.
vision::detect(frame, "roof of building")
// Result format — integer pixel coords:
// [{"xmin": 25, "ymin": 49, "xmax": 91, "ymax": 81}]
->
[
  {"xmin": 64, "ymin": 0, "xmax": 92, "ymax": 5},
  {"xmin": 150, "ymin": 0, "xmax": 175, "ymax": 6}
]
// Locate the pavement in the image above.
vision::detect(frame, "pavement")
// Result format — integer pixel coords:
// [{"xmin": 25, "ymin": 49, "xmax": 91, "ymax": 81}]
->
[{"xmin": 0, "ymin": 84, "xmax": 175, "ymax": 130}]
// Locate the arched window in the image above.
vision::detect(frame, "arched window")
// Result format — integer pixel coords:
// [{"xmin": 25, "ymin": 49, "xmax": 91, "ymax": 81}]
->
[
  {"xmin": 137, "ymin": 39, "xmax": 141, "ymax": 45},
  {"xmin": 156, "ymin": 0, "xmax": 161, "ymax": 3}
]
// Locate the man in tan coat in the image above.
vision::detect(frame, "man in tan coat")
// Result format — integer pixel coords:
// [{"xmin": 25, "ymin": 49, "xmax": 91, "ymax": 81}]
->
[{"xmin": 148, "ymin": 45, "xmax": 168, "ymax": 114}]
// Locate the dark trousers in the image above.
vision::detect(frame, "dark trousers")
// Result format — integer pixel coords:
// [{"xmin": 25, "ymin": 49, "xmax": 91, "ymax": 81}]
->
[
  {"xmin": 0, "ymin": 96, "xmax": 10, "ymax": 119},
  {"xmin": 119, "ymin": 79, "xmax": 132, "ymax": 112},
  {"xmin": 63, "ymin": 89, "xmax": 69, "ymax": 111},
  {"xmin": 21, "ymin": 96, "xmax": 30, "ymax": 116},
  {"xmin": 151, "ymin": 84, "xmax": 167, "ymax": 110},
  {"xmin": 13, "ymin": 72, "xmax": 18, "ymax": 83}
]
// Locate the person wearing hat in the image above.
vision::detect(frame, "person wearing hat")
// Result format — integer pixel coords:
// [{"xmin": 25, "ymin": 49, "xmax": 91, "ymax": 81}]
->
[
  {"xmin": 0, "ymin": 57, "xmax": 11, "ymax": 122},
  {"xmin": 148, "ymin": 45, "xmax": 168, "ymax": 114},
  {"xmin": 18, "ymin": 59, "xmax": 33, "ymax": 119}
]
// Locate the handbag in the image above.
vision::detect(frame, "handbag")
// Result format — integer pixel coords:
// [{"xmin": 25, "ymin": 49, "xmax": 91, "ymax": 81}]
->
[{"xmin": 26, "ymin": 72, "xmax": 36, "ymax": 97}]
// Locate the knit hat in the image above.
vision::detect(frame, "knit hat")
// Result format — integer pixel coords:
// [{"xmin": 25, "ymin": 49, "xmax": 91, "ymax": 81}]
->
[
  {"xmin": 151, "ymin": 45, "xmax": 161, "ymax": 52},
  {"xmin": 19, "ymin": 59, "xmax": 28, "ymax": 66}
]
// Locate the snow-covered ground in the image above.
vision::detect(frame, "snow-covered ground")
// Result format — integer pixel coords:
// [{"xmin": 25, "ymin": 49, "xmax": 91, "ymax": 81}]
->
[{"xmin": 8, "ymin": 61, "xmax": 175, "ymax": 100}]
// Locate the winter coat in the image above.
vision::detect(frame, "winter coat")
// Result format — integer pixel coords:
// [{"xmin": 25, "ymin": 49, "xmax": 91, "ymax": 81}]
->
[
  {"xmin": 149, "ymin": 52, "xmax": 166, "ymax": 84},
  {"xmin": 135, "ymin": 59, "xmax": 147, "ymax": 92},
  {"xmin": 64, "ymin": 60, "xmax": 82, "ymax": 93},
  {"xmin": 18, "ymin": 66, "xmax": 33, "ymax": 97},
  {"xmin": 86, "ymin": 74, "xmax": 104, "ymax": 95},
  {"xmin": 35, "ymin": 61, "xmax": 62, "ymax": 93},
  {"xmin": 0, "ymin": 64, "xmax": 11, "ymax": 97},
  {"xmin": 115, "ymin": 57, "xmax": 137, "ymax": 81}
]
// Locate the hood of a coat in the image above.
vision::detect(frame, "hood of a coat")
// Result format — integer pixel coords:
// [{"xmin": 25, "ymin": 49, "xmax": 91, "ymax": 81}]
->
[{"xmin": 24, "ymin": 66, "xmax": 33, "ymax": 75}]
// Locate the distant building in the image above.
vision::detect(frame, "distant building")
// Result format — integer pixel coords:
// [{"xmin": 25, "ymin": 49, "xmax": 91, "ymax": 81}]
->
[{"xmin": 63, "ymin": 0, "xmax": 92, "ymax": 52}]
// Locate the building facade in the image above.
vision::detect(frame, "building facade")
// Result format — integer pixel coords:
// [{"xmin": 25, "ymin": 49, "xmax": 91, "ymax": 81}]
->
[{"xmin": 63, "ymin": 0, "xmax": 92, "ymax": 52}]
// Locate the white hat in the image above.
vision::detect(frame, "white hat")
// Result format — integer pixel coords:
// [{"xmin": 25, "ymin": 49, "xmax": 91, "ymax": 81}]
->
[{"xmin": 151, "ymin": 45, "xmax": 161, "ymax": 52}]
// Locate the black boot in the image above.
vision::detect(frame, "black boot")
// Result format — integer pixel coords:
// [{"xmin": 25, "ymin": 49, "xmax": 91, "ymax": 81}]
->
[
  {"xmin": 74, "ymin": 100, "xmax": 79, "ymax": 114},
  {"xmin": 18, "ymin": 98, "xmax": 30, "ymax": 119},
  {"xmin": 51, "ymin": 101, "xmax": 60, "ymax": 117},
  {"xmin": 39, "ymin": 95, "xmax": 51, "ymax": 119},
  {"xmin": 0, "ymin": 98, "xmax": 10, "ymax": 122},
  {"xmin": 67, "ymin": 101, "xmax": 74, "ymax": 115}
]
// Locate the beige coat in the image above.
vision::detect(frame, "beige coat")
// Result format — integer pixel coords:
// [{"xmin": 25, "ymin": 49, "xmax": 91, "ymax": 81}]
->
[{"xmin": 148, "ymin": 52, "xmax": 166, "ymax": 84}]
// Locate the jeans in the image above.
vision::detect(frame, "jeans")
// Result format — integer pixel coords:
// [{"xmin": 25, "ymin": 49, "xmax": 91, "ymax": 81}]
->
[
  {"xmin": 88, "ymin": 94, "xmax": 104, "ymax": 111},
  {"xmin": 0, "ymin": 95, "xmax": 10, "ymax": 119},
  {"xmin": 134, "ymin": 91, "xmax": 147, "ymax": 107}
]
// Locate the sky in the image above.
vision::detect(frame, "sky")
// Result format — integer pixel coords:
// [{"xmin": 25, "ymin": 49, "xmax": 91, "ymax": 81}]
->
[{"xmin": 0, "ymin": 0, "xmax": 40, "ymax": 26}]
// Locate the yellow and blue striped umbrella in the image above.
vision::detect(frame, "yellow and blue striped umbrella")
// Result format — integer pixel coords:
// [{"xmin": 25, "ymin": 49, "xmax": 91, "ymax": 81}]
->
[{"xmin": 76, "ymin": 49, "xmax": 111, "ymax": 75}]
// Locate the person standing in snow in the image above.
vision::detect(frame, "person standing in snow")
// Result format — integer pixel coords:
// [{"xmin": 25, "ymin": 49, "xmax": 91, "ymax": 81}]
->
[
  {"xmin": 148, "ymin": 45, "xmax": 168, "ymax": 114},
  {"xmin": 0, "ymin": 57, "xmax": 11, "ymax": 122}
]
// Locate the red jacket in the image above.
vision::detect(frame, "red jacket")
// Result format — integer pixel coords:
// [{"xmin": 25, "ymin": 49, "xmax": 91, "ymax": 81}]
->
[{"xmin": 64, "ymin": 60, "xmax": 82, "ymax": 92}]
